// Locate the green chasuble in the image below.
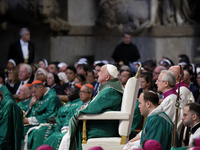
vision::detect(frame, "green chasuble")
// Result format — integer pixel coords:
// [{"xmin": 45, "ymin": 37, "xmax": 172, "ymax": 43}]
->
[
  {"xmin": 17, "ymin": 98, "xmax": 31, "ymax": 112},
  {"xmin": 170, "ymin": 147, "xmax": 187, "ymax": 150},
  {"xmin": 0, "ymin": 85, "xmax": 24, "ymax": 150},
  {"xmin": 140, "ymin": 108, "xmax": 176, "ymax": 150},
  {"xmin": 24, "ymin": 88, "xmax": 62, "ymax": 139},
  {"xmin": 27, "ymin": 98, "xmax": 82, "ymax": 150},
  {"xmin": 69, "ymin": 78, "xmax": 124, "ymax": 150},
  {"xmin": 129, "ymin": 100, "xmax": 144, "ymax": 139},
  {"xmin": 26, "ymin": 88, "xmax": 62, "ymax": 123}
]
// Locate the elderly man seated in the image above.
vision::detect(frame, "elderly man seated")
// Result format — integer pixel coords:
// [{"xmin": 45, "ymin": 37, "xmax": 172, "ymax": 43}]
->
[
  {"xmin": 59, "ymin": 64, "xmax": 124, "ymax": 150},
  {"xmin": 26, "ymin": 84, "xmax": 94, "ymax": 150},
  {"xmin": 23, "ymin": 80, "xmax": 62, "ymax": 142},
  {"xmin": 17, "ymin": 84, "xmax": 32, "ymax": 112}
]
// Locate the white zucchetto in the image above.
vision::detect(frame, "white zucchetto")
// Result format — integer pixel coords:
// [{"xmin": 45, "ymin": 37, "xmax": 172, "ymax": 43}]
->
[{"xmin": 107, "ymin": 64, "xmax": 118, "ymax": 78}]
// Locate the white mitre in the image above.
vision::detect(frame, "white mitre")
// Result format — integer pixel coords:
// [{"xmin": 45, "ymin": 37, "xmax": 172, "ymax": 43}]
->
[{"xmin": 107, "ymin": 64, "xmax": 118, "ymax": 78}]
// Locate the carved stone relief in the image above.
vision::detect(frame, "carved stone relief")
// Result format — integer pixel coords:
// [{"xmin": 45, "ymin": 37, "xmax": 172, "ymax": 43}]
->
[
  {"xmin": 96, "ymin": 0, "xmax": 197, "ymax": 33},
  {"xmin": 0, "ymin": 0, "xmax": 70, "ymax": 33}
]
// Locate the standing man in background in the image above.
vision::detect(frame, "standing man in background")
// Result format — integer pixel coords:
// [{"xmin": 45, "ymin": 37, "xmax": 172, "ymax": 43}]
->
[
  {"xmin": 8, "ymin": 27, "xmax": 35, "ymax": 64},
  {"xmin": 112, "ymin": 32, "xmax": 140, "ymax": 65}
]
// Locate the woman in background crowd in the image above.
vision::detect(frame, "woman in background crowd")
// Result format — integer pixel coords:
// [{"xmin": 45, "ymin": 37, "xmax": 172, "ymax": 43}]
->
[
  {"xmin": 35, "ymin": 68, "xmax": 48, "ymax": 85},
  {"xmin": 74, "ymin": 74, "xmax": 87, "ymax": 85},
  {"xmin": 5, "ymin": 68, "xmax": 19, "ymax": 94},
  {"xmin": 47, "ymin": 72, "xmax": 61, "ymax": 94},
  {"xmin": 137, "ymin": 72, "xmax": 153, "ymax": 97},
  {"xmin": 57, "ymin": 72, "xmax": 68, "ymax": 85},
  {"xmin": 38, "ymin": 58, "xmax": 48, "ymax": 70}
]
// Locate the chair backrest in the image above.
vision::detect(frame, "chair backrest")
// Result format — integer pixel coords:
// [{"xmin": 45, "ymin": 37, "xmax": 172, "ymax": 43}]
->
[{"xmin": 119, "ymin": 66, "xmax": 141, "ymax": 137}]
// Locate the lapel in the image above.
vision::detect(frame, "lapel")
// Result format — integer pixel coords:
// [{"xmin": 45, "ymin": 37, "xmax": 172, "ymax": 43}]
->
[
  {"xmin": 28, "ymin": 42, "xmax": 32, "ymax": 53},
  {"xmin": 17, "ymin": 41, "xmax": 24, "ymax": 59}
]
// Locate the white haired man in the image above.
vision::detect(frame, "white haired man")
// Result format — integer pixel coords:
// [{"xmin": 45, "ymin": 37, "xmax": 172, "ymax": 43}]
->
[
  {"xmin": 156, "ymin": 70, "xmax": 183, "ymax": 133},
  {"xmin": 8, "ymin": 27, "xmax": 35, "ymax": 64},
  {"xmin": 15, "ymin": 63, "xmax": 33, "ymax": 95}
]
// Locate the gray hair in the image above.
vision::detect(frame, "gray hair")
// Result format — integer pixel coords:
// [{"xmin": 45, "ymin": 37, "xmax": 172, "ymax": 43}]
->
[
  {"xmin": 161, "ymin": 70, "xmax": 176, "ymax": 87},
  {"xmin": 20, "ymin": 63, "xmax": 32, "ymax": 75},
  {"xmin": 82, "ymin": 85, "xmax": 94, "ymax": 97},
  {"xmin": 19, "ymin": 27, "xmax": 29, "ymax": 37}
]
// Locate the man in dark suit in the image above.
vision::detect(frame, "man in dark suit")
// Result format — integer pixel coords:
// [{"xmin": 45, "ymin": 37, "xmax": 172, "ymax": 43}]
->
[
  {"xmin": 183, "ymin": 68, "xmax": 199, "ymax": 102},
  {"xmin": 15, "ymin": 63, "xmax": 33, "ymax": 95},
  {"xmin": 112, "ymin": 32, "xmax": 140, "ymax": 65},
  {"xmin": 8, "ymin": 27, "xmax": 35, "ymax": 64},
  {"xmin": 60, "ymin": 66, "xmax": 77, "ymax": 95}
]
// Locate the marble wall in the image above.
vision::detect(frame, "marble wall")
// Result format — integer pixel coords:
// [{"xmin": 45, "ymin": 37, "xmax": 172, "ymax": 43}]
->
[
  {"xmin": 50, "ymin": 25, "xmax": 200, "ymax": 66},
  {"xmin": 0, "ymin": 0, "xmax": 200, "ymax": 69}
]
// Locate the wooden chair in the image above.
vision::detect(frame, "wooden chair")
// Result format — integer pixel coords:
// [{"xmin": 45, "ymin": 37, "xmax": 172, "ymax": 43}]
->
[{"xmin": 78, "ymin": 66, "xmax": 141, "ymax": 150}]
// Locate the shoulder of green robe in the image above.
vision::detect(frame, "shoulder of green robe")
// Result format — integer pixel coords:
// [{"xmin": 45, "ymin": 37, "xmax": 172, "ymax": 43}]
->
[
  {"xmin": 18, "ymin": 98, "xmax": 31, "ymax": 104},
  {"xmin": 47, "ymin": 88, "xmax": 58, "ymax": 95},
  {"xmin": 147, "ymin": 111, "xmax": 174, "ymax": 127},
  {"xmin": 99, "ymin": 78, "xmax": 124, "ymax": 94},
  {"xmin": 0, "ymin": 85, "xmax": 15, "ymax": 101},
  {"xmin": 157, "ymin": 111, "xmax": 174, "ymax": 126},
  {"xmin": 63, "ymin": 98, "xmax": 81, "ymax": 107},
  {"xmin": 45, "ymin": 89, "xmax": 61, "ymax": 101},
  {"xmin": 1, "ymin": 98, "xmax": 21, "ymax": 114},
  {"xmin": 70, "ymin": 98, "xmax": 81, "ymax": 103}
]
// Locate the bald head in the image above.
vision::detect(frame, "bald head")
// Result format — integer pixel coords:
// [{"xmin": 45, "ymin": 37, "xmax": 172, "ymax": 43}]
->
[
  {"xmin": 153, "ymin": 65, "xmax": 167, "ymax": 81},
  {"xmin": 168, "ymin": 65, "xmax": 183, "ymax": 83},
  {"xmin": 18, "ymin": 84, "xmax": 31, "ymax": 100}
]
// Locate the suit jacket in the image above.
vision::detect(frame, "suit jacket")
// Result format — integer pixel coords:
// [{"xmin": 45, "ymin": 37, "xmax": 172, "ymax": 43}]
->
[
  {"xmin": 190, "ymin": 84, "xmax": 199, "ymax": 102},
  {"xmin": 14, "ymin": 78, "xmax": 33, "ymax": 94},
  {"xmin": 60, "ymin": 82, "xmax": 74, "ymax": 95},
  {"xmin": 112, "ymin": 42, "xmax": 140, "ymax": 63},
  {"xmin": 6, "ymin": 82, "xmax": 20, "ymax": 95},
  {"xmin": 8, "ymin": 40, "xmax": 35, "ymax": 64}
]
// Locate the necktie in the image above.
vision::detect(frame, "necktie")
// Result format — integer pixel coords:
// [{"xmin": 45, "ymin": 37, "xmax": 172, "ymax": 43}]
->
[
  {"xmin": 22, "ymin": 81, "xmax": 24, "ymax": 85},
  {"xmin": 94, "ymin": 82, "xmax": 100, "ymax": 96},
  {"xmin": 69, "ymin": 83, "xmax": 71, "ymax": 88}
]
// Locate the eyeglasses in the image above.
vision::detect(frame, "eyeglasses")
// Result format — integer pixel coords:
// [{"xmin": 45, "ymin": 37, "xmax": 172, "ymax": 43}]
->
[
  {"xmin": 79, "ymin": 91, "xmax": 89, "ymax": 94},
  {"xmin": 31, "ymin": 87, "xmax": 39, "ymax": 94},
  {"xmin": 156, "ymin": 80, "xmax": 165, "ymax": 83}
]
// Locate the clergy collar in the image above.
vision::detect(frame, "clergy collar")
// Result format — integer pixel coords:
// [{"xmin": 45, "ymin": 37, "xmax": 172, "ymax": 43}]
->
[
  {"xmin": 191, "ymin": 122, "xmax": 200, "ymax": 134},
  {"xmin": 163, "ymin": 88, "xmax": 177, "ymax": 99},
  {"xmin": 82, "ymin": 100, "xmax": 91, "ymax": 105}
]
